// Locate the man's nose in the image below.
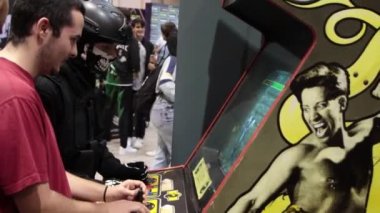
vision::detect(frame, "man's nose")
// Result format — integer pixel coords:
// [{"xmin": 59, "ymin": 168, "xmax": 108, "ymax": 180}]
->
[
  {"xmin": 310, "ymin": 109, "xmax": 320, "ymax": 121},
  {"xmin": 70, "ymin": 44, "xmax": 78, "ymax": 58}
]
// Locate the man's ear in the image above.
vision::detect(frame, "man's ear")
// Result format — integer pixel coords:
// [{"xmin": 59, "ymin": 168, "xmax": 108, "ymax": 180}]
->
[
  {"xmin": 35, "ymin": 18, "xmax": 51, "ymax": 39},
  {"xmin": 338, "ymin": 95, "xmax": 348, "ymax": 111}
]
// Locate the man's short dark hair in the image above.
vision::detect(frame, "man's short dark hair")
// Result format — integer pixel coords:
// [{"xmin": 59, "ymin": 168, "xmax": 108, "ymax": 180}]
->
[
  {"xmin": 290, "ymin": 62, "xmax": 350, "ymax": 102},
  {"xmin": 160, "ymin": 21, "xmax": 177, "ymax": 39},
  {"xmin": 131, "ymin": 17, "xmax": 145, "ymax": 28},
  {"xmin": 9, "ymin": 0, "xmax": 85, "ymax": 45}
]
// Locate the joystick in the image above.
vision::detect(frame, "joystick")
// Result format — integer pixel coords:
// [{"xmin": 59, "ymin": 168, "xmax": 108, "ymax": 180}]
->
[{"xmin": 134, "ymin": 188, "xmax": 144, "ymax": 203}]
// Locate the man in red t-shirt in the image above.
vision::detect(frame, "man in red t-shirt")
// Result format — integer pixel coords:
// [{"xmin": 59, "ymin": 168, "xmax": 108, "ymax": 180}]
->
[{"xmin": 0, "ymin": 0, "xmax": 149, "ymax": 212}]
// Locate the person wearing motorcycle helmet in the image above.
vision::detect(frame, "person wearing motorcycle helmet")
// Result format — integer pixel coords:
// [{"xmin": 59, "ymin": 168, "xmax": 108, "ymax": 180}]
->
[
  {"xmin": 77, "ymin": 0, "xmax": 131, "ymax": 78},
  {"xmin": 36, "ymin": 0, "xmax": 149, "ymax": 183}
]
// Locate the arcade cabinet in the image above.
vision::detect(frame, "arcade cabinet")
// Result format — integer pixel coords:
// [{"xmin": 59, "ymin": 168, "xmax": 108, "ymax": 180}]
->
[
  {"xmin": 208, "ymin": 0, "xmax": 380, "ymax": 213},
  {"xmin": 143, "ymin": 0, "xmax": 315, "ymax": 212},
  {"xmin": 145, "ymin": 0, "xmax": 380, "ymax": 212}
]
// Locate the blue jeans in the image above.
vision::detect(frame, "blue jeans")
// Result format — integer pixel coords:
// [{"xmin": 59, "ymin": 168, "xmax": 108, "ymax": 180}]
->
[{"xmin": 150, "ymin": 96, "xmax": 174, "ymax": 169}]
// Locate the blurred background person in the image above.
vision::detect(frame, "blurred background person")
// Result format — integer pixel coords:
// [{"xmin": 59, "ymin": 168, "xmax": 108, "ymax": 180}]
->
[
  {"xmin": 117, "ymin": 17, "xmax": 155, "ymax": 154},
  {"xmin": 140, "ymin": 21, "xmax": 178, "ymax": 157},
  {"xmin": 150, "ymin": 33, "xmax": 177, "ymax": 169},
  {"xmin": 155, "ymin": 21, "xmax": 177, "ymax": 67}
]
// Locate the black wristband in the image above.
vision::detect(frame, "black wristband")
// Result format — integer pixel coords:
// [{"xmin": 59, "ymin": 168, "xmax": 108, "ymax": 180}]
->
[{"xmin": 103, "ymin": 186, "xmax": 108, "ymax": 202}]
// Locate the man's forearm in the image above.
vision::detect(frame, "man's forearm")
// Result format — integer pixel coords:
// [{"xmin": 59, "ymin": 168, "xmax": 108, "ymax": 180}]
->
[
  {"xmin": 14, "ymin": 183, "xmax": 108, "ymax": 213},
  {"xmin": 66, "ymin": 172, "xmax": 105, "ymax": 202},
  {"xmin": 42, "ymin": 190, "xmax": 108, "ymax": 213}
]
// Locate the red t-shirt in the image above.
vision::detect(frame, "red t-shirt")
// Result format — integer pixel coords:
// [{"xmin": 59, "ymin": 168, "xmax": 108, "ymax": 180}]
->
[{"xmin": 0, "ymin": 58, "xmax": 71, "ymax": 212}]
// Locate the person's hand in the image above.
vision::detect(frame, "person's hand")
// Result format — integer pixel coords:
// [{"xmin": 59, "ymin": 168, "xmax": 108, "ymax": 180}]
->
[
  {"xmin": 106, "ymin": 179, "xmax": 148, "ymax": 202},
  {"xmin": 148, "ymin": 62, "xmax": 156, "ymax": 72},
  {"xmin": 103, "ymin": 200, "xmax": 149, "ymax": 213},
  {"xmin": 149, "ymin": 54, "xmax": 157, "ymax": 64}
]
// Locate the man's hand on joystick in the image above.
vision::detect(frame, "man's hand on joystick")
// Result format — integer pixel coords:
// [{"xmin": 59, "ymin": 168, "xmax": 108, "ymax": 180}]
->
[{"xmin": 134, "ymin": 188, "xmax": 144, "ymax": 203}]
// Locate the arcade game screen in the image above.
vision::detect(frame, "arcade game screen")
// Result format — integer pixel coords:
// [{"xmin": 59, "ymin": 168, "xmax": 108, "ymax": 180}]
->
[
  {"xmin": 144, "ymin": 42, "xmax": 302, "ymax": 212},
  {"xmin": 187, "ymin": 42, "xmax": 301, "ymax": 208}
]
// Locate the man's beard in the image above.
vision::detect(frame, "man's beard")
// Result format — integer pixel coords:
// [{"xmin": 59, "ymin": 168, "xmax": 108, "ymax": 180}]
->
[{"xmin": 39, "ymin": 42, "xmax": 59, "ymax": 75}]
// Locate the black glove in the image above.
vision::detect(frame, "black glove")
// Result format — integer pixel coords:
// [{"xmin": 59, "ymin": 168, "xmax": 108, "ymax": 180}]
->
[
  {"xmin": 99, "ymin": 149, "xmax": 148, "ymax": 182},
  {"xmin": 125, "ymin": 161, "xmax": 148, "ymax": 183},
  {"xmin": 103, "ymin": 162, "xmax": 148, "ymax": 184}
]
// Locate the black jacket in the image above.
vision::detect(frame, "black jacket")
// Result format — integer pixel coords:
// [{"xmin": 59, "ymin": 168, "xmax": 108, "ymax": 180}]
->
[
  {"xmin": 36, "ymin": 58, "xmax": 148, "ymax": 181},
  {"xmin": 114, "ymin": 38, "xmax": 154, "ymax": 84},
  {"xmin": 36, "ymin": 59, "xmax": 104, "ymax": 172}
]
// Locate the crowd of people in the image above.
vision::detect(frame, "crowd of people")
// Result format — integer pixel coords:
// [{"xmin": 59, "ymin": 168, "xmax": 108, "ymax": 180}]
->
[
  {"xmin": 109, "ymin": 16, "xmax": 178, "ymax": 169},
  {"xmin": 0, "ymin": 0, "xmax": 178, "ymax": 212}
]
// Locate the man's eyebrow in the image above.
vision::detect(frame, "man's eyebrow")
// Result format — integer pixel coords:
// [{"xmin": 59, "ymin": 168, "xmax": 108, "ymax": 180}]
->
[
  {"xmin": 72, "ymin": 35, "xmax": 81, "ymax": 41},
  {"xmin": 301, "ymin": 100, "xmax": 328, "ymax": 108},
  {"xmin": 316, "ymin": 100, "xmax": 328, "ymax": 104}
]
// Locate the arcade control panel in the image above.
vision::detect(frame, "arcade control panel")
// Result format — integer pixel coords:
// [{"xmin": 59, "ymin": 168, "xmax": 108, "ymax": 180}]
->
[{"xmin": 145, "ymin": 168, "xmax": 197, "ymax": 213}]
